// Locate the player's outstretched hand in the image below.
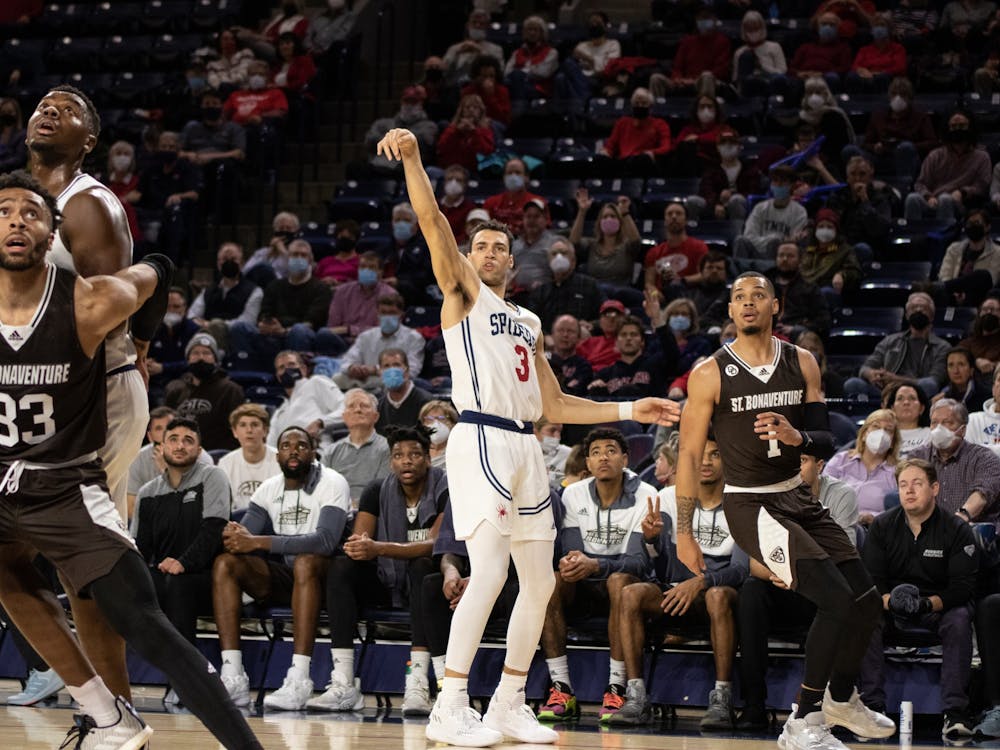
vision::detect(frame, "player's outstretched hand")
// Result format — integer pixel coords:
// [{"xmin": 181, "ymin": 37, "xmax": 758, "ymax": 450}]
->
[
  {"xmin": 754, "ymin": 411, "xmax": 802, "ymax": 446},
  {"xmin": 634, "ymin": 397, "xmax": 681, "ymax": 426},
  {"xmin": 376, "ymin": 128, "xmax": 419, "ymax": 162},
  {"xmin": 676, "ymin": 533, "xmax": 706, "ymax": 577}
]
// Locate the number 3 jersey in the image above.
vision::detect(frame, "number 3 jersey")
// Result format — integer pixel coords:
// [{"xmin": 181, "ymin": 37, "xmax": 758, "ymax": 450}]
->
[
  {"xmin": 0, "ymin": 265, "xmax": 107, "ymax": 463},
  {"xmin": 712, "ymin": 338, "xmax": 805, "ymax": 488},
  {"xmin": 443, "ymin": 281, "xmax": 543, "ymax": 422}
]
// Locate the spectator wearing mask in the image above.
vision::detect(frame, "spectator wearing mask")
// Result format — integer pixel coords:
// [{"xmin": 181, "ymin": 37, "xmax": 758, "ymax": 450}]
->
[
  {"xmin": 315, "ymin": 219, "xmax": 361, "ymax": 287},
  {"xmin": 222, "ymin": 59, "xmax": 290, "ymax": 126},
  {"xmin": 375, "ymin": 348, "xmax": 432, "ymax": 434},
  {"xmin": 934, "ymin": 347, "xmax": 992, "ymax": 413},
  {"xmin": 218, "ymin": 403, "xmax": 281, "ymax": 512},
  {"xmin": 823, "ymin": 409, "xmax": 901, "ymax": 524},
  {"xmin": 800, "ymin": 208, "xmax": 863, "ymax": 301},
  {"xmin": 555, "ymin": 11, "xmax": 621, "ymax": 108},
  {"xmin": 103, "ymin": 139, "xmax": 141, "ymax": 243},
  {"xmin": 863, "ymin": 76, "xmax": 936, "ymax": 180},
  {"xmin": 134, "ymin": 130, "xmax": 201, "ymax": 266},
  {"xmin": 322, "ymin": 388, "xmax": 390, "ymax": 506},
  {"xmin": 798, "ymin": 76, "xmax": 856, "ymax": 167},
  {"xmin": 534, "ymin": 417, "xmax": 571, "ymax": 488},
  {"xmin": 968, "ymin": 365, "xmax": 1000, "ymax": 453},
  {"xmin": 243, "ymin": 210, "xmax": 301, "ymax": 284},
  {"xmin": 960, "ymin": 295, "xmax": 1000, "ymax": 375},
  {"xmin": 483, "ymin": 157, "xmax": 544, "ymax": 237},
  {"xmin": 189, "ymin": 242, "xmax": 263, "ymax": 351},
  {"xmin": 570, "ymin": 191, "xmax": 642, "ymax": 302},
  {"xmin": 503, "ymin": 15, "xmax": 559, "ymax": 108},
  {"xmin": 662, "ymin": 8, "xmax": 731, "ymax": 92},
  {"xmin": 688, "ymin": 126, "xmax": 762, "ymax": 221},
  {"xmin": 789, "ymin": 12, "xmax": 853, "ymax": 92},
  {"xmin": 510, "ymin": 198, "xmax": 558, "ymax": 296},
  {"xmin": 380, "ymin": 201, "xmax": 435, "ymax": 306},
  {"xmin": 731, "ymin": 10, "xmax": 787, "ymax": 97},
  {"xmin": 936, "ymin": 208, "xmax": 1000, "ymax": 308},
  {"xmin": 461, "ymin": 56, "xmax": 511, "ymax": 130},
  {"xmin": 595, "ymin": 88, "xmax": 672, "ymax": 177},
  {"xmin": 826, "ymin": 155, "xmax": 894, "ymax": 260},
  {"xmin": 305, "ymin": 0, "xmax": 356, "ymax": 58},
  {"xmin": 846, "ymin": 14, "xmax": 907, "ymax": 92},
  {"xmin": 546, "ymin": 314, "xmax": 594, "ymax": 397},
  {"xmin": 733, "ymin": 165, "xmax": 808, "ymax": 263},
  {"xmin": 148, "ymin": 287, "xmax": 201, "ymax": 400},
  {"xmin": 235, "ymin": 0, "xmax": 309, "ymax": 61},
  {"xmin": 905, "ymin": 110, "xmax": 991, "ymax": 223},
  {"xmin": 267, "ymin": 350, "xmax": 345, "ymax": 449},
  {"xmin": 179, "ymin": 90, "xmax": 245, "ymax": 224},
  {"xmin": 644, "ymin": 202, "xmax": 709, "ymax": 293},
  {"xmin": 164, "ymin": 333, "xmax": 246, "ymax": 451},
  {"xmin": 438, "ymin": 165, "xmax": 475, "ymax": 243},
  {"xmin": 201, "ymin": 28, "xmax": 255, "ymax": 92},
  {"xmin": 334, "ymin": 293, "xmax": 425, "ymax": 392},
  {"xmin": 672, "ymin": 94, "xmax": 726, "ymax": 177},
  {"xmin": 0, "ymin": 97, "xmax": 27, "ymax": 173},
  {"xmin": 420, "ymin": 400, "xmax": 459, "ymax": 469},
  {"xmin": 320, "ymin": 251, "xmax": 396, "ymax": 354},
  {"xmin": 812, "ymin": 0, "xmax": 878, "ymax": 39},
  {"xmin": 363, "ymin": 86, "xmax": 438, "ymax": 176},
  {"xmin": 436, "ymin": 94, "xmax": 495, "ymax": 172},
  {"xmin": 767, "ymin": 242, "xmax": 832, "ymax": 339},
  {"xmin": 443, "ymin": 9, "xmax": 505, "ymax": 86},
  {"xmin": 657, "ymin": 296, "xmax": 710, "ymax": 375},
  {"xmin": 528, "ymin": 238, "xmax": 603, "ymax": 331}
]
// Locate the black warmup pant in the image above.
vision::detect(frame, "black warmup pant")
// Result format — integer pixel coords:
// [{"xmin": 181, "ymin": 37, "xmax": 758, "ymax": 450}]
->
[{"xmin": 149, "ymin": 568, "xmax": 213, "ymax": 648}]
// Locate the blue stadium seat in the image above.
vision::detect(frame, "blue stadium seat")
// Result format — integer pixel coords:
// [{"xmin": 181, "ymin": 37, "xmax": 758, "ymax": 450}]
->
[
  {"xmin": 501, "ymin": 137, "xmax": 553, "ymax": 161},
  {"xmin": 829, "ymin": 411, "xmax": 859, "ymax": 450},
  {"xmin": 191, "ymin": 0, "xmax": 241, "ymax": 30},
  {"xmin": 583, "ymin": 178, "xmax": 645, "ymax": 215},
  {"xmin": 110, "ymin": 71, "xmax": 168, "ymax": 106},
  {"xmin": 101, "ymin": 34, "xmax": 153, "ymax": 71},
  {"xmin": 935, "ymin": 306, "xmax": 976, "ymax": 343},
  {"xmin": 649, "ymin": 97, "xmax": 692, "ymax": 128},
  {"xmin": 403, "ymin": 305, "xmax": 441, "ymax": 329},
  {"xmin": 88, "ymin": 2, "xmax": 145, "ymax": 35},
  {"xmin": 548, "ymin": 137, "xmax": 598, "ymax": 179},
  {"xmin": 827, "ymin": 307, "xmax": 904, "ymax": 354},
  {"xmin": 464, "ymin": 179, "xmax": 502, "ymax": 204},
  {"xmin": 853, "ymin": 261, "xmax": 932, "ymax": 307},
  {"xmin": 641, "ymin": 178, "xmax": 701, "ymax": 219},
  {"xmin": 208, "ymin": 448, "xmax": 229, "ymax": 464},
  {"xmin": 48, "ymin": 36, "xmax": 107, "ymax": 73},
  {"xmin": 528, "ymin": 178, "xmax": 579, "ymax": 220},
  {"xmin": 336, "ymin": 179, "xmax": 398, "ymax": 200},
  {"xmin": 140, "ymin": 0, "xmax": 195, "ymax": 33},
  {"xmin": 586, "ymin": 97, "xmax": 626, "ymax": 130},
  {"xmin": 327, "ymin": 196, "xmax": 385, "ymax": 223},
  {"xmin": 150, "ymin": 33, "xmax": 203, "ymax": 69}
]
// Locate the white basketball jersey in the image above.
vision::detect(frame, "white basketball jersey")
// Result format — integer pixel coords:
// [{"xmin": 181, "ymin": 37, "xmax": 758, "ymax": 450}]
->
[
  {"xmin": 48, "ymin": 173, "xmax": 136, "ymax": 370},
  {"xmin": 443, "ymin": 282, "xmax": 543, "ymax": 422}
]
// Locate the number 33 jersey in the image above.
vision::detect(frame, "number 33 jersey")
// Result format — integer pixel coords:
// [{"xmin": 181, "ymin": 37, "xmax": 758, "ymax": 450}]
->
[
  {"xmin": 0, "ymin": 265, "xmax": 107, "ymax": 463},
  {"xmin": 443, "ymin": 281, "xmax": 543, "ymax": 422}
]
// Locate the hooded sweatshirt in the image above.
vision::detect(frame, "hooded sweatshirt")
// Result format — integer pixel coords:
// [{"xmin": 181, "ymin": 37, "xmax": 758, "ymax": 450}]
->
[{"xmin": 968, "ymin": 398, "xmax": 1000, "ymax": 455}]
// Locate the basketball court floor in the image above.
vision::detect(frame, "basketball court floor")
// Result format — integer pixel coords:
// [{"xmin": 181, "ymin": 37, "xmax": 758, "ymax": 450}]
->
[{"xmin": 0, "ymin": 679, "xmax": 954, "ymax": 750}]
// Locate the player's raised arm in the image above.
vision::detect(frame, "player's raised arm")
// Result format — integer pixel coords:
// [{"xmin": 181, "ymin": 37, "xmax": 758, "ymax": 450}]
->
[
  {"xmin": 675, "ymin": 358, "xmax": 719, "ymax": 575},
  {"xmin": 376, "ymin": 128, "xmax": 479, "ymax": 301}
]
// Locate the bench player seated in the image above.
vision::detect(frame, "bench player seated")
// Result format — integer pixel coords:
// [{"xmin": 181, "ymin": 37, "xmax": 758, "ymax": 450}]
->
[
  {"xmin": 307, "ymin": 425, "xmax": 446, "ymax": 714},
  {"xmin": 537, "ymin": 428, "xmax": 656, "ymax": 722},
  {"xmin": 611, "ymin": 432, "xmax": 748, "ymax": 728},
  {"xmin": 212, "ymin": 425, "xmax": 352, "ymax": 710}
]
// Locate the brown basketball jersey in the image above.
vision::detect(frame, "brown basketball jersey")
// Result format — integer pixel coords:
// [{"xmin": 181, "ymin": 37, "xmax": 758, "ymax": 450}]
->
[
  {"xmin": 0, "ymin": 265, "xmax": 107, "ymax": 463},
  {"xmin": 712, "ymin": 338, "xmax": 805, "ymax": 487}
]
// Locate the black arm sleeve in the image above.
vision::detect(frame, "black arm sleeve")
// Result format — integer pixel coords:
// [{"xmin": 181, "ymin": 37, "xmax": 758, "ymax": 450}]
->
[
  {"xmin": 130, "ymin": 253, "xmax": 175, "ymax": 341},
  {"xmin": 799, "ymin": 401, "xmax": 835, "ymax": 458}
]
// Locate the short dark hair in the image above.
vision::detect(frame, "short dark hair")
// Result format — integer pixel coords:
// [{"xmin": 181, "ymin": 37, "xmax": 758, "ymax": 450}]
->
[
  {"xmin": 276, "ymin": 425, "xmax": 316, "ymax": 449},
  {"xmin": 334, "ymin": 218, "xmax": 360, "ymax": 240},
  {"xmin": 895, "ymin": 457, "xmax": 937, "ymax": 484},
  {"xmin": 880, "ymin": 379, "xmax": 930, "ymax": 427},
  {"xmin": 469, "ymin": 54, "xmax": 502, "ymax": 80},
  {"xmin": 769, "ymin": 164, "xmax": 797, "ymax": 182},
  {"xmin": 469, "ymin": 219, "xmax": 515, "ymax": 252},
  {"xmin": 164, "ymin": 416, "xmax": 201, "ymax": 439},
  {"xmin": 700, "ymin": 250, "xmax": 728, "ymax": 272},
  {"xmin": 664, "ymin": 200, "xmax": 687, "ymax": 218},
  {"xmin": 386, "ymin": 424, "xmax": 432, "ymax": 452},
  {"xmin": 731, "ymin": 271, "xmax": 775, "ymax": 297},
  {"xmin": 199, "ymin": 89, "xmax": 223, "ymax": 106},
  {"xmin": 359, "ymin": 250, "xmax": 383, "ymax": 268},
  {"xmin": 947, "ymin": 346, "xmax": 975, "ymax": 369},
  {"xmin": 377, "ymin": 292, "xmax": 406, "ymax": 310},
  {"xmin": 47, "ymin": 85, "xmax": 100, "ymax": 137},
  {"xmin": 617, "ymin": 315, "xmax": 645, "ymax": 337},
  {"xmin": 966, "ymin": 208, "xmax": 990, "ymax": 225},
  {"xmin": 149, "ymin": 406, "xmax": 178, "ymax": 422},
  {"xmin": 378, "ymin": 347, "xmax": 408, "ymax": 368},
  {"xmin": 583, "ymin": 427, "xmax": 628, "ymax": 455},
  {"xmin": 0, "ymin": 170, "xmax": 61, "ymax": 232}
]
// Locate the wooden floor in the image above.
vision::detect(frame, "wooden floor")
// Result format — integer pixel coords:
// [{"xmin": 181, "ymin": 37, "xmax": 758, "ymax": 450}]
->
[{"xmin": 0, "ymin": 681, "xmax": 949, "ymax": 749}]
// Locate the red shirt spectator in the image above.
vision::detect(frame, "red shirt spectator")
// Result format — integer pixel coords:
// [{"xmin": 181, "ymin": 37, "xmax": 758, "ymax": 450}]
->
[
  {"xmin": 813, "ymin": 0, "xmax": 877, "ymax": 39},
  {"xmin": 273, "ymin": 33, "xmax": 317, "ymax": 94},
  {"xmin": 103, "ymin": 141, "xmax": 142, "ymax": 243},
  {"xmin": 263, "ymin": 5, "xmax": 309, "ymax": 45},
  {"xmin": 791, "ymin": 16, "xmax": 854, "ymax": 76},
  {"xmin": 645, "ymin": 239, "xmax": 709, "ymax": 283},
  {"xmin": 463, "ymin": 55, "xmax": 511, "ymax": 125},
  {"xmin": 503, "ymin": 16, "xmax": 559, "ymax": 97},
  {"xmin": 672, "ymin": 15, "xmax": 731, "ymax": 82},
  {"xmin": 436, "ymin": 94, "xmax": 495, "ymax": 171},
  {"xmin": 644, "ymin": 201, "xmax": 709, "ymax": 292},
  {"xmin": 603, "ymin": 113, "xmax": 672, "ymax": 159},
  {"xmin": 576, "ymin": 300, "xmax": 629, "ymax": 370},
  {"xmin": 851, "ymin": 35, "xmax": 907, "ymax": 76},
  {"xmin": 223, "ymin": 84, "xmax": 289, "ymax": 125},
  {"xmin": 482, "ymin": 158, "xmax": 542, "ymax": 237}
]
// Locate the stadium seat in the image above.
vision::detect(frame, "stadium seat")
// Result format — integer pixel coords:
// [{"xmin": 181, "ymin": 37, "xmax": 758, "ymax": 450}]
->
[
  {"xmin": 327, "ymin": 196, "xmax": 385, "ymax": 223},
  {"xmin": 110, "ymin": 71, "xmax": 169, "ymax": 106},
  {"xmin": 829, "ymin": 411, "xmax": 858, "ymax": 450},
  {"xmin": 501, "ymin": 137, "xmax": 553, "ymax": 161},
  {"xmin": 827, "ymin": 307, "xmax": 904, "ymax": 354},
  {"xmin": 141, "ymin": 0, "xmax": 195, "ymax": 33},
  {"xmin": 48, "ymin": 36, "xmax": 107, "ymax": 73},
  {"xmin": 336, "ymin": 179, "xmax": 399, "ymax": 200},
  {"xmin": 852, "ymin": 261, "xmax": 932, "ymax": 307},
  {"xmin": 935, "ymin": 306, "xmax": 976, "ymax": 343},
  {"xmin": 101, "ymin": 34, "xmax": 153, "ymax": 71},
  {"xmin": 208, "ymin": 448, "xmax": 229, "ymax": 464},
  {"xmin": 641, "ymin": 178, "xmax": 701, "ymax": 219},
  {"xmin": 547, "ymin": 137, "xmax": 598, "ymax": 179},
  {"xmin": 87, "ymin": 2, "xmax": 145, "ymax": 35},
  {"xmin": 626, "ymin": 433, "xmax": 654, "ymax": 469}
]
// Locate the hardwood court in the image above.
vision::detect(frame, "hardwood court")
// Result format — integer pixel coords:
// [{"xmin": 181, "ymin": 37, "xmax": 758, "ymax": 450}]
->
[{"xmin": 0, "ymin": 682, "xmax": 948, "ymax": 750}]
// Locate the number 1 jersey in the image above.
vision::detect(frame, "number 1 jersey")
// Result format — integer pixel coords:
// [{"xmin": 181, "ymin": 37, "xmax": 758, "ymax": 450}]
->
[
  {"xmin": 442, "ymin": 281, "xmax": 543, "ymax": 422},
  {"xmin": 0, "ymin": 265, "xmax": 107, "ymax": 463}
]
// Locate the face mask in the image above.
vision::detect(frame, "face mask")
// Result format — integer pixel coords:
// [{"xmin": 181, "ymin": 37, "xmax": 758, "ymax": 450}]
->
[
  {"xmin": 427, "ymin": 422, "xmax": 451, "ymax": 445},
  {"xmin": 907, "ymin": 311, "xmax": 931, "ymax": 330},
  {"xmin": 163, "ymin": 312, "xmax": 182, "ymax": 327},
  {"xmin": 111, "ymin": 154, "xmax": 132, "ymax": 172},
  {"xmin": 549, "ymin": 253, "xmax": 572, "ymax": 274},
  {"xmin": 335, "ymin": 236, "xmax": 356, "ymax": 254},
  {"xmin": 718, "ymin": 144, "xmax": 740, "ymax": 160},
  {"xmin": 188, "ymin": 76, "xmax": 206, "ymax": 91},
  {"xmin": 745, "ymin": 29, "xmax": 765, "ymax": 44},
  {"xmin": 444, "ymin": 179, "xmax": 464, "ymax": 198},
  {"xmin": 220, "ymin": 259, "xmax": 240, "ymax": 278},
  {"xmin": 806, "ymin": 93, "xmax": 825, "ymax": 109},
  {"xmin": 632, "ymin": 106, "xmax": 649, "ymax": 119},
  {"xmin": 468, "ymin": 27, "xmax": 486, "ymax": 41},
  {"xmin": 248, "ymin": 74, "xmax": 267, "ymax": 90},
  {"xmin": 600, "ymin": 217, "xmax": 621, "ymax": 235},
  {"xmin": 189, "ymin": 360, "xmax": 216, "ymax": 379},
  {"xmin": 380, "ymin": 314, "xmax": 401, "ymax": 335},
  {"xmin": 393, "ymin": 220, "xmax": 415, "ymax": 242},
  {"xmin": 967, "ymin": 223, "xmax": 987, "ymax": 242},
  {"xmin": 0, "ymin": 113, "xmax": 16, "ymax": 127},
  {"xmin": 541, "ymin": 435, "xmax": 561, "ymax": 452},
  {"xmin": 946, "ymin": 128, "xmax": 970, "ymax": 144},
  {"xmin": 201, "ymin": 106, "xmax": 222, "ymax": 121},
  {"xmin": 504, "ymin": 173, "xmax": 525, "ymax": 192},
  {"xmin": 279, "ymin": 368, "xmax": 303, "ymax": 388},
  {"xmin": 697, "ymin": 107, "xmax": 716, "ymax": 124},
  {"xmin": 890, "ymin": 96, "xmax": 908, "ymax": 113},
  {"xmin": 818, "ymin": 24, "xmax": 837, "ymax": 41},
  {"xmin": 864, "ymin": 428, "xmax": 892, "ymax": 456},
  {"xmin": 381, "ymin": 366, "xmax": 405, "ymax": 390},
  {"xmin": 697, "ymin": 18, "xmax": 715, "ymax": 33},
  {"xmin": 872, "ymin": 25, "xmax": 889, "ymax": 40},
  {"xmin": 669, "ymin": 315, "xmax": 691, "ymax": 332},
  {"xmin": 981, "ymin": 313, "xmax": 1000, "ymax": 332},
  {"xmin": 424, "ymin": 68, "xmax": 443, "ymax": 82},
  {"xmin": 358, "ymin": 267, "xmax": 378, "ymax": 286},
  {"xmin": 815, "ymin": 227, "xmax": 836, "ymax": 244},
  {"xmin": 588, "ymin": 24, "xmax": 605, "ymax": 38},
  {"xmin": 771, "ymin": 184, "xmax": 791, "ymax": 201},
  {"xmin": 287, "ymin": 256, "xmax": 310, "ymax": 275},
  {"xmin": 929, "ymin": 423, "xmax": 958, "ymax": 450}
]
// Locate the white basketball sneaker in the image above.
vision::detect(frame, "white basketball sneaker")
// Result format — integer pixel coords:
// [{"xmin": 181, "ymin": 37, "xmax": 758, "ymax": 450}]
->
[
  {"xmin": 822, "ymin": 688, "xmax": 896, "ymax": 738},
  {"xmin": 305, "ymin": 673, "xmax": 365, "ymax": 712},
  {"xmin": 426, "ymin": 695, "xmax": 503, "ymax": 747},
  {"xmin": 220, "ymin": 671, "xmax": 250, "ymax": 708},
  {"xmin": 778, "ymin": 705, "xmax": 849, "ymax": 750},
  {"xmin": 60, "ymin": 696, "xmax": 154, "ymax": 750},
  {"xmin": 401, "ymin": 668, "xmax": 432, "ymax": 716},
  {"xmin": 263, "ymin": 670, "xmax": 314, "ymax": 711},
  {"xmin": 483, "ymin": 694, "xmax": 559, "ymax": 744}
]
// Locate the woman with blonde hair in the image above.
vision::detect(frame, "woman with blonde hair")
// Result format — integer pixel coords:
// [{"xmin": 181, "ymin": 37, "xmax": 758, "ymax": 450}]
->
[
  {"xmin": 436, "ymin": 93, "xmax": 495, "ymax": 172},
  {"xmin": 419, "ymin": 399, "xmax": 459, "ymax": 468},
  {"xmin": 569, "ymin": 190, "xmax": 642, "ymax": 304},
  {"xmin": 822, "ymin": 408, "xmax": 900, "ymax": 524}
]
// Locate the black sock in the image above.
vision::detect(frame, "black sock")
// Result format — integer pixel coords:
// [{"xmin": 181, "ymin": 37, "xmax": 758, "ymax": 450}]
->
[
  {"xmin": 797, "ymin": 686, "xmax": 825, "ymax": 718},
  {"xmin": 828, "ymin": 675, "xmax": 855, "ymax": 703}
]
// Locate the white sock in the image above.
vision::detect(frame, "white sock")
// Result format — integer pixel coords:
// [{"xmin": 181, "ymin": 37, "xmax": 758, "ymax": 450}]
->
[
  {"xmin": 291, "ymin": 654, "xmax": 311, "ymax": 679},
  {"xmin": 715, "ymin": 680, "xmax": 732, "ymax": 692},
  {"xmin": 220, "ymin": 650, "xmax": 243, "ymax": 678},
  {"xmin": 494, "ymin": 670, "xmax": 527, "ymax": 705},
  {"xmin": 545, "ymin": 656, "xmax": 571, "ymax": 689},
  {"xmin": 431, "ymin": 655, "xmax": 446, "ymax": 685},
  {"xmin": 66, "ymin": 676, "xmax": 119, "ymax": 727},
  {"xmin": 441, "ymin": 676, "xmax": 469, "ymax": 709},
  {"xmin": 331, "ymin": 648, "xmax": 354, "ymax": 684},
  {"xmin": 410, "ymin": 650, "xmax": 430, "ymax": 676},
  {"xmin": 627, "ymin": 678, "xmax": 646, "ymax": 699},
  {"xmin": 609, "ymin": 658, "xmax": 627, "ymax": 687}
]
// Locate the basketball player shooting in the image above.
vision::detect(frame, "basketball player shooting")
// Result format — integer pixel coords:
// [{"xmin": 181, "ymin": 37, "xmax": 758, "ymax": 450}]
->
[
  {"xmin": 675, "ymin": 272, "xmax": 894, "ymax": 750},
  {"xmin": 377, "ymin": 128, "xmax": 679, "ymax": 747}
]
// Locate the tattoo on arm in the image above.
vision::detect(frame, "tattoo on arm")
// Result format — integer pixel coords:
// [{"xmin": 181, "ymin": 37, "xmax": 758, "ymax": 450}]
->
[{"xmin": 676, "ymin": 495, "xmax": 697, "ymax": 535}]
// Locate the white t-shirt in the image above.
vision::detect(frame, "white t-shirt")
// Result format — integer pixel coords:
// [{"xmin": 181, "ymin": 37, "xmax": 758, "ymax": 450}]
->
[
  {"xmin": 658, "ymin": 486, "xmax": 735, "ymax": 558},
  {"xmin": 249, "ymin": 466, "xmax": 351, "ymax": 537},
  {"xmin": 218, "ymin": 446, "xmax": 281, "ymax": 511},
  {"xmin": 898, "ymin": 427, "xmax": 930, "ymax": 458}
]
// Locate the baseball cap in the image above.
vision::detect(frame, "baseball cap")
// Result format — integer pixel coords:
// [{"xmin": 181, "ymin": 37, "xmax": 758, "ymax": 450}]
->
[
  {"xmin": 466, "ymin": 208, "xmax": 490, "ymax": 224},
  {"xmin": 524, "ymin": 197, "xmax": 547, "ymax": 213},
  {"xmin": 600, "ymin": 299, "xmax": 627, "ymax": 315}
]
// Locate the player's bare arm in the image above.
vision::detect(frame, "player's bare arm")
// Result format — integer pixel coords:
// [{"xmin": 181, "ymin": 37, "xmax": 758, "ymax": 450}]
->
[
  {"xmin": 675, "ymin": 357, "xmax": 719, "ymax": 575},
  {"xmin": 534, "ymin": 337, "xmax": 680, "ymax": 426},
  {"xmin": 59, "ymin": 190, "xmax": 131, "ymax": 276},
  {"xmin": 376, "ymin": 128, "xmax": 481, "ymax": 327}
]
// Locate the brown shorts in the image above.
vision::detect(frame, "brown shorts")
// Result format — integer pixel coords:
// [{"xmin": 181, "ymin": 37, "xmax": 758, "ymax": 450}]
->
[
  {"xmin": 0, "ymin": 461, "xmax": 135, "ymax": 596},
  {"xmin": 723, "ymin": 484, "xmax": 857, "ymax": 590}
]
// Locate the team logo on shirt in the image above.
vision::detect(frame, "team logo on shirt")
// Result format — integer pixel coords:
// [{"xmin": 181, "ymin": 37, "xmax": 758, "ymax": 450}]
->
[
  {"xmin": 768, "ymin": 546, "xmax": 786, "ymax": 564},
  {"xmin": 497, "ymin": 505, "xmax": 508, "ymax": 521},
  {"xmin": 584, "ymin": 524, "xmax": 629, "ymax": 547},
  {"xmin": 725, "ymin": 364, "xmax": 738, "ymax": 377},
  {"xmin": 278, "ymin": 505, "xmax": 311, "ymax": 527},
  {"xmin": 965, "ymin": 545, "xmax": 976, "ymax": 557}
]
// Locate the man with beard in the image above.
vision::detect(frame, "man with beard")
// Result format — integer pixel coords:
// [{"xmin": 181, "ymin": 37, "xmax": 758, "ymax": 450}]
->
[
  {"xmin": 765, "ymin": 241, "xmax": 831, "ymax": 339},
  {"xmin": 27, "ymin": 83, "xmax": 151, "ymax": 703},
  {"xmin": 131, "ymin": 417, "xmax": 230, "ymax": 702},
  {"xmin": 212, "ymin": 426, "xmax": 352, "ymax": 710},
  {"xmin": 0, "ymin": 171, "xmax": 261, "ymax": 749}
]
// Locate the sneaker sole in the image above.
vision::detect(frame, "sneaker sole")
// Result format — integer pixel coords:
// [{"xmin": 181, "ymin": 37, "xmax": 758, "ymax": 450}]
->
[
  {"xmin": 119, "ymin": 725, "xmax": 155, "ymax": 750},
  {"xmin": 425, "ymin": 724, "xmax": 502, "ymax": 747},
  {"xmin": 482, "ymin": 716, "xmax": 558, "ymax": 744},
  {"xmin": 263, "ymin": 699, "xmax": 309, "ymax": 711},
  {"xmin": 537, "ymin": 706, "xmax": 579, "ymax": 721},
  {"xmin": 824, "ymin": 711, "xmax": 896, "ymax": 739},
  {"xmin": 403, "ymin": 706, "xmax": 432, "ymax": 717}
]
